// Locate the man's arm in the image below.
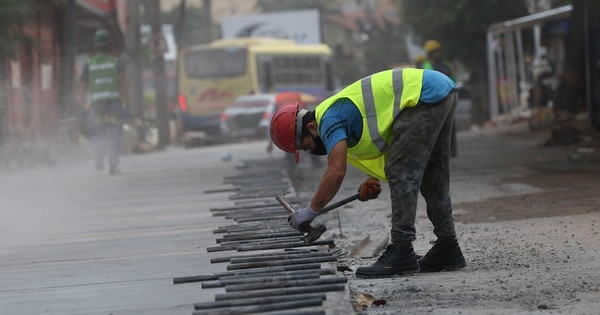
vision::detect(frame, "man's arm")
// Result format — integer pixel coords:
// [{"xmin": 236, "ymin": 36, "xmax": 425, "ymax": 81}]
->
[{"xmin": 310, "ymin": 140, "xmax": 347, "ymax": 212}]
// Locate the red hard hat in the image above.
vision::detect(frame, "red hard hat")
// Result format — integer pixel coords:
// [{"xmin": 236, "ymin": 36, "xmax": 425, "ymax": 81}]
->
[{"xmin": 269, "ymin": 103, "xmax": 307, "ymax": 164}]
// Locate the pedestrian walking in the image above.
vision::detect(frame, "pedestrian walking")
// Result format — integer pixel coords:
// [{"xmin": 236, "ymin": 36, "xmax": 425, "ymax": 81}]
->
[
  {"xmin": 80, "ymin": 29, "xmax": 128, "ymax": 175},
  {"xmin": 422, "ymin": 39, "xmax": 459, "ymax": 157},
  {"xmin": 269, "ymin": 68, "xmax": 466, "ymax": 278}
]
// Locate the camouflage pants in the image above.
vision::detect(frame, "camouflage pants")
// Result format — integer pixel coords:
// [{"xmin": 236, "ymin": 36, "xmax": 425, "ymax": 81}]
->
[{"xmin": 384, "ymin": 91, "xmax": 458, "ymax": 243}]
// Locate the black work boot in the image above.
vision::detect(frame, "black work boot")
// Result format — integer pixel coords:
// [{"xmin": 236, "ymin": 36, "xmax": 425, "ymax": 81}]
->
[
  {"xmin": 418, "ymin": 237, "xmax": 466, "ymax": 272},
  {"xmin": 355, "ymin": 242, "xmax": 419, "ymax": 278}
]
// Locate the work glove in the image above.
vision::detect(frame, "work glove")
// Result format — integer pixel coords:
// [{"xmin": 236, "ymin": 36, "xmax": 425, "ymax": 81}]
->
[
  {"xmin": 358, "ymin": 178, "xmax": 382, "ymax": 201},
  {"xmin": 288, "ymin": 206, "xmax": 320, "ymax": 232}
]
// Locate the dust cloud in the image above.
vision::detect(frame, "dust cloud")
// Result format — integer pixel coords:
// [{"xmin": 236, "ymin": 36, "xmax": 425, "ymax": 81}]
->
[{"xmin": 0, "ymin": 170, "xmax": 74, "ymax": 249}]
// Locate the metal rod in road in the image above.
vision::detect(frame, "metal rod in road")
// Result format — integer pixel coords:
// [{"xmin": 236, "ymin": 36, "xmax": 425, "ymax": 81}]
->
[
  {"xmin": 205, "ymin": 182, "xmax": 289, "ymax": 194},
  {"xmin": 224, "ymin": 209, "xmax": 287, "ymax": 219},
  {"xmin": 210, "ymin": 249, "xmax": 312, "ymax": 263},
  {"xmin": 214, "ymin": 224, "xmax": 294, "ymax": 234},
  {"xmin": 192, "ymin": 298, "xmax": 323, "ymax": 315},
  {"xmin": 227, "ymin": 255, "xmax": 337, "ymax": 271},
  {"xmin": 217, "ymin": 230, "xmax": 303, "ymax": 242},
  {"xmin": 173, "ymin": 263, "xmax": 323, "ymax": 284},
  {"xmin": 211, "ymin": 205, "xmax": 283, "ymax": 216},
  {"xmin": 230, "ymin": 192, "xmax": 289, "ymax": 200},
  {"xmin": 218, "ymin": 268, "xmax": 336, "ymax": 280},
  {"xmin": 213, "ymin": 223, "xmax": 291, "ymax": 234},
  {"xmin": 204, "ymin": 187, "xmax": 241, "ymax": 194},
  {"xmin": 237, "ymin": 239, "xmax": 335, "ymax": 251},
  {"xmin": 215, "ymin": 283, "xmax": 346, "ymax": 301},
  {"xmin": 194, "ymin": 293, "xmax": 326, "ymax": 310},
  {"xmin": 215, "ymin": 268, "xmax": 334, "ymax": 282},
  {"xmin": 233, "ymin": 196, "xmax": 301, "ymax": 206},
  {"xmin": 212, "ymin": 207, "xmax": 283, "ymax": 217},
  {"xmin": 234, "ymin": 215, "xmax": 288, "ymax": 223},
  {"xmin": 227, "ymin": 251, "xmax": 335, "ymax": 264},
  {"xmin": 201, "ymin": 271, "xmax": 321, "ymax": 288},
  {"xmin": 218, "ymin": 236, "xmax": 304, "ymax": 247},
  {"xmin": 214, "ymin": 221, "xmax": 288, "ymax": 230},
  {"xmin": 225, "ymin": 276, "xmax": 348, "ymax": 292},
  {"xmin": 211, "ymin": 236, "xmax": 310, "ymax": 252},
  {"xmin": 206, "ymin": 244, "xmax": 238, "ymax": 252},
  {"xmin": 211, "ymin": 203, "xmax": 279, "ymax": 212},
  {"xmin": 219, "ymin": 221, "xmax": 289, "ymax": 231},
  {"xmin": 220, "ymin": 229, "xmax": 299, "ymax": 240}
]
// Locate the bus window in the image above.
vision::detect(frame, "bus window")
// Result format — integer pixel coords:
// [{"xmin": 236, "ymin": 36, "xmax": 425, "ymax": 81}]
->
[
  {"xmin": 263, "ymin": 62, "xmax": 273, "ymax": 92},
  {"xmin": 185, "ymin": 48, "xmax": 247, "ymax": 79}
]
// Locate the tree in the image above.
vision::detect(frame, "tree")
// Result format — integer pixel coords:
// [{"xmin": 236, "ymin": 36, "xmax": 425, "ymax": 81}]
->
[
  {"xmin": 398, "ymin": 0, "xmax": 529, "ymax": 123},
  {"xmin": 155, "ymin": 3, "xmax": 206, "ymax": 48},
  {"xmin": 256, "ymin": 0, "xmax": 337, "ymax": 12}
]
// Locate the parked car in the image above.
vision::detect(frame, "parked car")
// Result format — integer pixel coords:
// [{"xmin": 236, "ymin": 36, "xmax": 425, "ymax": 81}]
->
[{"xmin": 219, "ymin": 92, "xmax": 318, "ymax": 139}]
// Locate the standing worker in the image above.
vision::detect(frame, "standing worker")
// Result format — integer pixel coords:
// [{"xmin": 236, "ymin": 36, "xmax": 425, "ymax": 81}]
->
[
  {"xmin": 269, "ymin": 68, "xmax": 466, "ymax": 278},
  {"xmin": 80, "ymin": 29, "xmax": 128, "ymax": 175},
  {"xmin": 422, "ymin": 39, "xmax": 458, "ymax": 157}
]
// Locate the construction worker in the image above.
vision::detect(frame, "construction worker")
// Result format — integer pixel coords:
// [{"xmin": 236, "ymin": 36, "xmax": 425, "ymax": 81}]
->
[
  {"xmin": 269, "ymin": 68, "xmax": 466, "ymax": 278},
  {"xmin": 422, "ymin": 39, "xmax": 458, "ymax": 157},
  {"xmin": 80, "ymin": 29, "xmax": 128, "ymax": 175}
]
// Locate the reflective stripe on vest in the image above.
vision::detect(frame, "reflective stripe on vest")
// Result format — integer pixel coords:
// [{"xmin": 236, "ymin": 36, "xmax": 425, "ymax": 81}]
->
[
  {"xmin": 361, "ymin": 76, "xmax": 388, "ymax": 152},
  {"xmin": 361, "ymin": 69, "xmax": 405, "ymax": 152}
]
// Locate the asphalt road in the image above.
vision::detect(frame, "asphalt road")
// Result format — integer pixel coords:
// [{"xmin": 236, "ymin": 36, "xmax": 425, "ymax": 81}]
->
[
  {"xmin": 2, "ymin": 121, "xmax": 600, "ymax": 314},
  {"xmin": 0, "ymin": 140, "xmax": 286, "ymax": 315}
]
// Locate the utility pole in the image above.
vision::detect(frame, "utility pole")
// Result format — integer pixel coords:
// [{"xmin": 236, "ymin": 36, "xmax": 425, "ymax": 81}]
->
[
  {"xmin": 147, "ymin": 0, "xmax": 170, "ymax": 149},
  {"xmin": 59, "ymin": 0, "xmax": 76, "ymax": 119},
  {"xmin": 126, "ymin": 0, "xmax": 144, "ymax": 119},
  {"xmin": 200, "ymin": 0, "xmax": 212, "ymax": 44},
  {"xmin": 176, "ymin": 0, "xmax": 186, "ymax": 46}
]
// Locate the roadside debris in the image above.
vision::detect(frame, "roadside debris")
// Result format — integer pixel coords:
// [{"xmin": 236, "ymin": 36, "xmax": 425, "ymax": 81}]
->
[{"xmin": 354, "ymin": 293, "xmax": 387, "ymax": 310}]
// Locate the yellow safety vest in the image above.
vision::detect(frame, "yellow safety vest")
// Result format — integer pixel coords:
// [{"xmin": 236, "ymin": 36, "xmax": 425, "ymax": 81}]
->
[{"xmin": 315, "ymin": 68, "xmax": 423, "ymax": 180}]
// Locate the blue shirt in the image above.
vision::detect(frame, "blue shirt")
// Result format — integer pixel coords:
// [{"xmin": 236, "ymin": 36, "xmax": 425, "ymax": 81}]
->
[
  {"xmin": 318, "ymin": 69, "xmax": 456, "ymax": 155},
  {"xmin": 318, "ymin": 98, "xmax": 362, "ymax": 155},
  {"xmin": 420, "ymin": 69, "xmax": 456, "ymax": 104}
]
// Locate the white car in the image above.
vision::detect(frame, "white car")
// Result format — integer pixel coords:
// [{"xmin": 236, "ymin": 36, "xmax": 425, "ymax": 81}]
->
[{"xmin": 219, "ymin": 92, "xmax": 316, "ymax": 139}]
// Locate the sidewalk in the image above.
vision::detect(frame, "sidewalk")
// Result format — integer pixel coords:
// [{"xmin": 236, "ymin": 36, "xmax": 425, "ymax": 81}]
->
[{"xmin": 291, "ymin": 121, "xmax": 600, "ymax": 314}]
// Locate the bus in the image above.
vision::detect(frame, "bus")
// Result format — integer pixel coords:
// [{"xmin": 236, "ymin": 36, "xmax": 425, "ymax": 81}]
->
[{"xmin": 177, "ymin": 38, "xmax": 335, "ymax": 135}]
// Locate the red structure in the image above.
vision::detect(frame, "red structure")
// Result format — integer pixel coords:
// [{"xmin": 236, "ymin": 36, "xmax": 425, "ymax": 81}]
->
[
  {"xmin": 1, "ymin": 0, "xmax": 117, "ymax": 144},
  {"xmin": 4, "ymin": 1, "xmax": 60, "ymax": 142}
]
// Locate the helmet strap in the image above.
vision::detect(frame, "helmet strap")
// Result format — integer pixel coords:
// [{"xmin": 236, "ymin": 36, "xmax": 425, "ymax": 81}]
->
[{"xmin": 295, "ymin": 109, "xmax": 308, "ymax": 149}]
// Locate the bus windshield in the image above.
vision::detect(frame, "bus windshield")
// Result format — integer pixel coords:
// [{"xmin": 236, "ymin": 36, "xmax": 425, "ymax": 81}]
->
[{"xmin": 184, "ymin": 48, "xmax": 247, "ymax": 79}]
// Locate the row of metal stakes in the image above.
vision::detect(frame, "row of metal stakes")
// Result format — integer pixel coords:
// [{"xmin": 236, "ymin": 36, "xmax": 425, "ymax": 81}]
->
[{"xmin": 173, "ymin": 159, "xmax": 350, "ymax": 315}]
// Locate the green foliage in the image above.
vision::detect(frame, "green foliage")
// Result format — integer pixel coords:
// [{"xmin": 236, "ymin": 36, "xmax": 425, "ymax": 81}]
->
[
  {"xmin": 161, "ymin": 4, "xmax": 205, "ymax": 47},
  {"xmin": 0, "ymin": 0, "xmax": 35, "ymax": 55},
  {"xmin": 399, "ymin": 0, "xmax": 529, "ymax": 67},
  {"xmin": 256, "ymin": 0, "xmax": 328, "ymax": 12}
]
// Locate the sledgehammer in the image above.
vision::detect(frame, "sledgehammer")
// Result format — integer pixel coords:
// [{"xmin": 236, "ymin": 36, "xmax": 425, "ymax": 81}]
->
[{"xmin": 275, "ymin": 193, "xmax": 359, "ymax": 244}]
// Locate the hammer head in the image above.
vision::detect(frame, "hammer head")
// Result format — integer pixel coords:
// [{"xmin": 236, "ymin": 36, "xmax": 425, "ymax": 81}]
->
[
  {"xmin": 303, "ymin": 224, "xmax": 327, "ymax": 244},
  {"xmin": 275, "ymin": 194, "xmax": 327, "ymax": 244}
]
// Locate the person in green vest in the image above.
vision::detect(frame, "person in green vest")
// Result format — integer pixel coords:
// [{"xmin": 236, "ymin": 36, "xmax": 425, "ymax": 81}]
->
[
  {"xmin": 269, "ymin": 68, "xmax": 466, "ymax": 278},
  {"xmin": 422, "ymin": 39, "xmax": 458, "ymax": 157},
  {"xmin": 80, "ymin": 29, "xmax": 128, "ymax": 175}
]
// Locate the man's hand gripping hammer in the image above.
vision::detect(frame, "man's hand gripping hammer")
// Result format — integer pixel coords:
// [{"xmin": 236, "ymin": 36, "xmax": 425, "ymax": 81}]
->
[{"xmin": 275, "ymin": 194, "xmax": 359, "ymax": 244}]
